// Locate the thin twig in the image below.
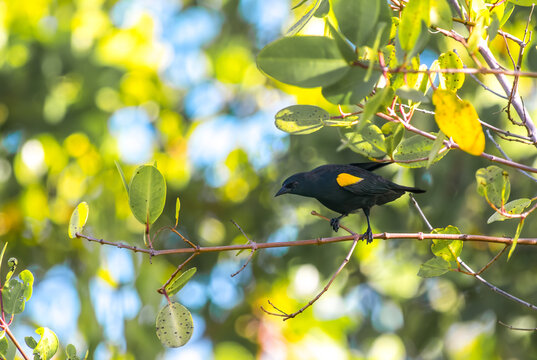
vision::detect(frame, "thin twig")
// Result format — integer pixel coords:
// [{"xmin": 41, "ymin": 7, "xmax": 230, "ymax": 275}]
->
[
  {"xmin": 409, "ymin": 194, "xmax": 433, "ymax": 231},
  {"xmin": 1, "ymin": 319, "xmax": 29, "ymax": 360},
  {"xmin": 262, "ymin": 211, "xmax": 362, "ymax": 320},
  {"xmin": 230, "ymin": 220, "xmax": 257, "ymax": 278},
  {"xmin": 485, "ymin": 130, "xmax": 537, "ymax": 184},
  {"xmin": 498, "ymin": 320, "xmax": 537, "ymax": 331}
]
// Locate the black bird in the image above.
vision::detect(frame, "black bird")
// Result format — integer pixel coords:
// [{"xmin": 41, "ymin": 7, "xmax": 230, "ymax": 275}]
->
[{"xmin": 275, "ymin": 162, "xmax": 425, "ymax": 243}]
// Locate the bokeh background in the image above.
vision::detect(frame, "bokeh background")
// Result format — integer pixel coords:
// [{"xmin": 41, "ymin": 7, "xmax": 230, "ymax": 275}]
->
[{"xmin": 1, "ymin": 0, "xmax": 537, "ymax": 359}]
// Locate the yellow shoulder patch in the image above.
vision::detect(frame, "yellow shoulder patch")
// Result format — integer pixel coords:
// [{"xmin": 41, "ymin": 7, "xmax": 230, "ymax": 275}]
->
[{"xmin": 336, "ymin": 173, "xmax": 363, "ymax": 187}]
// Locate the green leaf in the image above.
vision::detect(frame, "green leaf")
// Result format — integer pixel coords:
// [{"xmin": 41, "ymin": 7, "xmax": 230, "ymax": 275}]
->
[
  {"xmin": 332, "ymin": 0, "xmax": 391, "ymax": 48},
  {"xmin": 257, "ymin": 36, "xmax": 349, "ymax": 88},
  {"xmin": 431, "ymin": 225, "xmax": 463, "ymax": 262},
  {"xmin": 321, "ymin": 66, "xmax": 379, "ymax": 105},
  {"xmin": 25, "ymin": 336, "xmax": 38, "ymax": 349},
  {"xmin": 362, "ymin": 87, "xmax": 395, "ymax": 122},
  {"xmin": 360, "ymin": 121, "xmax": 386, "ymax": 154},
  {"xmin": 326, "ymin": 20, "xmax": 356, "ymax": 63},
  {"xmin": 394, "ymin": 134, "xmax": 448, "ymax": 168},
  {"xmin": 0, "ymin": 337, "xmax": 9, "ymax": 358},
  {"xmin": 508, "ymin": 218, "xmax": 525, "ymax": 259},
  {"xmin": 467, "ymin": 15, "xmax": 485, "ymax": 53},
  {"xmin": 430, "ymin": 0, "xmax": 452, "ymax": 29},
  {"xmin": 507, "ymin": 0, "xmax": 535, "ymax": 6},
  {"xmin": 381, "ymin": 122, "xmax": 404, "ymax": 156},
  {"xmin": 426, "ymin": 131, "xmax": 446, "ymax": 169},
  {"xmin": 418, "ymin": 257, "xmax": 450, "ymax": 278},
  {"xmin": 313, "ymin": 0, "xmax": 330, "ymax": 17},
  {"xmin": 32, "ymin": 327, "xmax": 59, "ymax": 360},
  {"xmin": 438, "ymin": 51, "xmax": 465, "ymax": 91},
  {"xmin": 66, "ymin": 344, "xmax": 80, "ymax": 360},
  {"xmin": 129, "ymin": 165, "xmax": 167, "ymax": 225},
  {"xmin": 487, "ymin": 13, "xmax": 500, "ymax": 43},
  {"xmin": 166, "ymin": 268, "xmax": 197, "ymax": 297},
  {"xmin": 174, "ymin": 197, "xmax": 181, "ymax": 228},
  {"xmin": 287, "ymin": 0, "xmax": 326, "ymax": 35},
  {"xmin": 395, "ymin": 86, "xmax": 430, "ymax": 104},
  {"xmin": 115, "ymin": 161, "xmax": 129, "ymax": 194},
  {"xmin": 341, "ymin": 131, "xmax": 387, "ymax": 159},
  {"xmin": 68, "ymin": 202, "xmax": 89, "ymax": 238},
  {"xmin": 274, "ymin": 105, "xmax": 328, "ymax": 134},
  {"xmin": 500, "ymin": 2, "xmax": 515, "ymax": 26},
  {"xmin": 398, "ymin": 0, "xmax": 430, "ymax": 53},
  {"xmin": 476, "ymin": 166, "xmax": 510, "ymax": 208},
  {"xmin": 156, "ymin": 302, "xmax": 194, "ymax": 348},
  {"xmin": 487, "ymin": 198, "xmax": 531, "ymax": 223},
  {"xmin": 3, "ymin": 269, "xmax": 34, "ymax": 315}
]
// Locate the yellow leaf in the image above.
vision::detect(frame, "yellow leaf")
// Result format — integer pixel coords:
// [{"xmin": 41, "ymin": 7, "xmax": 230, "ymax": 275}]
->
[
  {"xmin": 432, "ymin": 90, "xmax": 485, "ymax": 156},
  {"xmin": 68, "ymin": 202, "xmax": 89, "ymax": 238}
]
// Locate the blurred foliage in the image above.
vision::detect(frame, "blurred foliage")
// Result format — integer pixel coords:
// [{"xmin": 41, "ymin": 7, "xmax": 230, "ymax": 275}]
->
[{"xmin": 0, "ymin": 0, "xmax": 536, "ymax": 359}]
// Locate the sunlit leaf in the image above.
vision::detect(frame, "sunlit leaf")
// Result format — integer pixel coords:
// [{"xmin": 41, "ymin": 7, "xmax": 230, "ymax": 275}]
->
[
  {"xmin": 362, "ymin": 87, "xmax": 394, "ymax": 122},
  {"xmin": 426, "ymin": 131, "xmax": 446, "ymax": 169},
  {"xmin": 0, "ymin": 337, "xmax": 8, "ymax": 358},
  {"xmin": 3, "ymin": 269, "xmax": 34, "ymax": 315},
  {"xmin": 487, "ymin": 198, "xmax": 530, "ymax": 223},
  {"xmin": 430, "ymin": 0, "xmax": 452, "ymax": 28},
  {"xmin": 399, "ymin": 0, "xmax": 430, "ymax": 53},
  {"xmin": 129, "ymin": 165, "xmax": 167, "ymax": 225},
  {"xmin": 275, "ymin": 105, "xmax": 328, "ymax": 134},
  {"xmin": 476, "ymin": 166, "xmax": 510, "ymax": 208},
  {"xmin": 68, "ymin": 201, "xmax": 89, "ymax": 238},
  {"xmin": 166, "ymin": 268, "xmax": 197, "ymax": 297},
  {"xmin": 321, "ymin": 66, "xmax": 379, "ymax": 105},
  {"xmin": 438, "ymin": 51, "xmax": 465, "ymax": 91},
  {"xmin": 32, "ymin": 327, "xmax": 59, "ymax": 360},
  {"xmin": 394, "ymin": 134, "xmax": 448, "ymax": 168},
  {"xmin": 156, "ymin": 302, "xmax": 194, "ymax": 348},
  {"xmin": 257, "ymin": 36, "xmax": 349, "ymax": 88},
  {"xmin": 175, "ymin": 197, "xmax": 181, "ymax": 228},
  {"xmin": 487, "ymin": 13, "xmax": 500, "ymax": 42},
  {"xmin": 508, "ymin": 218, "xmax": 525, "ymax": 259},
  {"xmin": 431, "ymin": 225, "xmax": 463, "ymax": 262},
  {"xmin": 432, "ymin": 89, "xmax": 485, "ymax": 156},
  {"xmin": 418, "ymin": 257, "xmax": 450, "ymax": 277},
  {"xmin": 287, "ymin": 0, "xmax": 325, "ymax": 35},
  {"xmin": 115, "ymin": 161, "xmax": 129, "ymax": 194}
]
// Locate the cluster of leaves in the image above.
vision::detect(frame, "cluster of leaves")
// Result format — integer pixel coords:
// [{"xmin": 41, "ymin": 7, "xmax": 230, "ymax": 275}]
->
[
  {"xmin": 257, "ymin": 0, "xmax": 537, "ymax": 276},
  {"xmin": 0, "ymin": 242, "xmax": 87, "ymax": 359},
  {"xmin": 69, "ymin": 164, "xmax": 196, "ymax": 349}
]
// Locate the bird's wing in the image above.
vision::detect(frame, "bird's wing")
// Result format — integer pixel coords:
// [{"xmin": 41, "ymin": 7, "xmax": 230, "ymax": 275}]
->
[{"xmin": 335, "ymin": 172, "xmax": 394, "ymax": 195}]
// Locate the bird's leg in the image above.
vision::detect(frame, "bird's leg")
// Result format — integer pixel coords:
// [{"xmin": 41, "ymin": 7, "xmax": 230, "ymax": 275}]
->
[
  {"xmin": 361, "ymin": 208, "xmax": 373, "ymax": 244},
  {"xmin": 330, "ymin": 214, "xmax": 347, "ymax": 232}
]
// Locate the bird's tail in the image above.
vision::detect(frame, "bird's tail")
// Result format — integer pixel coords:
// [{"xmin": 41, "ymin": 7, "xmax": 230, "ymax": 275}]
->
[{"xmin": 395, "ymin": 184, "xmax": 426, "ymax": 193}]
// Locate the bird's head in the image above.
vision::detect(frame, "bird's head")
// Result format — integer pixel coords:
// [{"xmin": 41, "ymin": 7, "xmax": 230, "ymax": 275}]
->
[{"xmin": 275, "ymin": 172, "xmax": 309, "ymax": 197}]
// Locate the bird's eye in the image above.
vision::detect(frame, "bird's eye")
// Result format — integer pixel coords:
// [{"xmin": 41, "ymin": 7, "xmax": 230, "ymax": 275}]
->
[{"xmin": 286, "ymin": 181, "xmax": 297, "ymax": 189}]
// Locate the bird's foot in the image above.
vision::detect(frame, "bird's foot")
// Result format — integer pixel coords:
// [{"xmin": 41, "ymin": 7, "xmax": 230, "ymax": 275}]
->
[
  {"xmin": 360, "ymin": 228, "xmax": 373, "ymax": 244},
  {"xmin": 330, "ymin": 217, "xmax": 340, "ymax": 232}
]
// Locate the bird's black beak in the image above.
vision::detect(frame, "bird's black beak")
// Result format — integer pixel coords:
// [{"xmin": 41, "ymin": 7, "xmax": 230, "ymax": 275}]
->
[{"xmin": 275, "ymin": 186, "xmax": 289, "ymax": 197}]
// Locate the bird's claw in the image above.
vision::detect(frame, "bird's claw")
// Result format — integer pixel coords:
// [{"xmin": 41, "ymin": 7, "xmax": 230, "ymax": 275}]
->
[
  {"xmin": 330, "ymin": 218, "xmax": 340, "ymax": 232},
  {"xmin": 360, "ymin": 228, "xmax": 373, "ymax": 244}
]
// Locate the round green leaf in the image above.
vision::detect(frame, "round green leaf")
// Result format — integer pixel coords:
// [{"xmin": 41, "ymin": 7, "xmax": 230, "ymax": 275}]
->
[
  {"xmin": 68, "ymin": 202, "xmax": 89, "ymax": 238},
  {"xmin": 342, "ymin": 131, "xmax": 386, "ymax": 158},
  {"xmin": 257, "ymin": 36, "xmax": 349, "ymax": 88},
  {"xmin": 431, "ymin": 225, "xmax": 463, "ymax": 262},
  {"xmin": 156, "ymin": 302, "xmax": 194, "ymax": 348},
  {"xmin": 321, "ymin": 66, "xmax": 379, "ymax": 105},
  {"xmin": 418, "ymin": 257, "xmax": 450, "ymax": 278},
  {"xmin": 129, "ymin": 165, "xmax": 167, "ymax": 225},
  {"xmin": 165, "ymin": 267, "xmax": 197, "ymax": 296},
  {"xmin": 275, "ymin": 105, "xmax": 328, "ymax": 134},
  {"xmin": 438, "ymin": 51, "xmax": 464, "ymax": 91}
]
